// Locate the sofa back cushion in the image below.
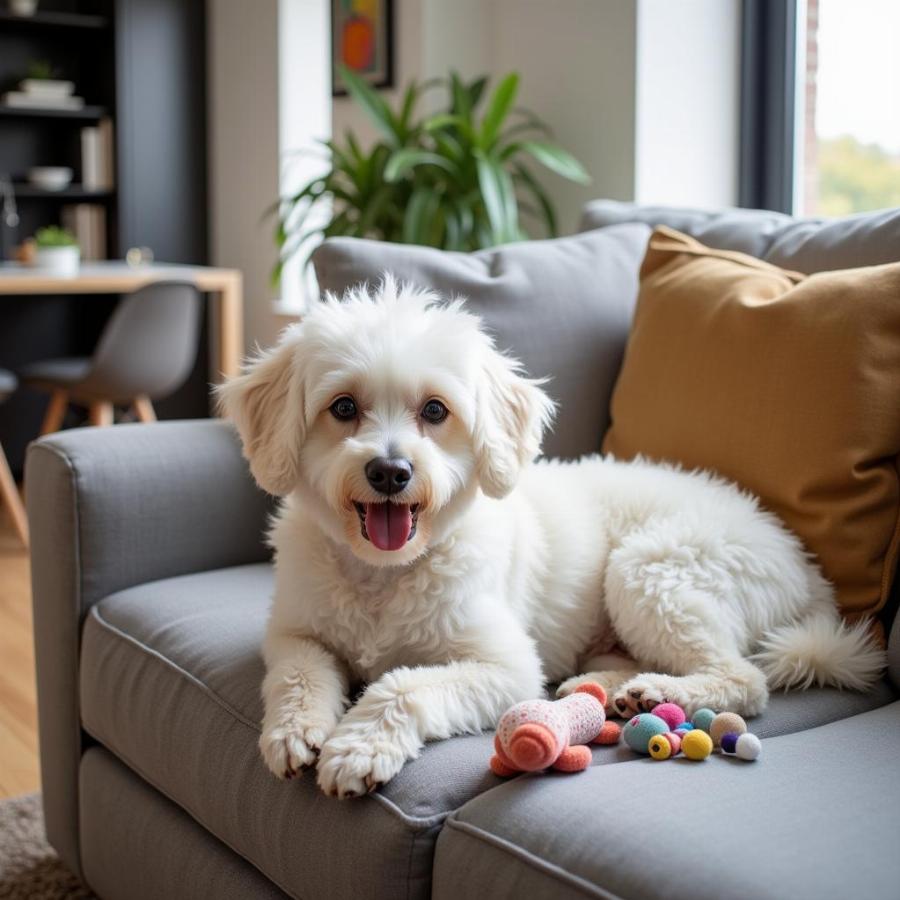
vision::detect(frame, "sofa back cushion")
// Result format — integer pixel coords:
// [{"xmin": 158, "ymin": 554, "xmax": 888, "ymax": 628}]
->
[
  {"xmin": 580, "ymin": 200, "xmax": 900, "ymax": 274},
  {"xmin": 603, "ymin": 227, "xmax": 900, "ymax": 623},
  {"xmin": 313, "ymin": 224, "xmax": 651, "ymax": 460}
]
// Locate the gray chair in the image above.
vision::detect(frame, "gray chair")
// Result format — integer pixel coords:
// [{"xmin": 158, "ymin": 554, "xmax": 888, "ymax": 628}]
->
[
  {"xmin": 0, "ymin": 368, "xmax": 28, "ymax": 545},
  {"xmin": 21, "ymin": 281, "xmax": 201, "ymax": 431}
]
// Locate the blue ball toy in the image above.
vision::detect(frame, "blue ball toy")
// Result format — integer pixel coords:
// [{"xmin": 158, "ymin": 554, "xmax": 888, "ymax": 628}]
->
[
  {"xmin": 623, "ymin": 713, "xmax": 669, "ymax": 754},
  {"xmin": 691, "ymin": 708, "xmax": 716, "ymax": 733},
  {"xmin": 720, "ymin": 732, "xmax": 740, "ymax": 754}
]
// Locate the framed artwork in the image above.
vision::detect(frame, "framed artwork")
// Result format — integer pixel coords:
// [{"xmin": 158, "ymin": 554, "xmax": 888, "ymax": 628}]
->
[{"xmin": 332, "ymin": 0, "xmax": 394, "ymax": 95}]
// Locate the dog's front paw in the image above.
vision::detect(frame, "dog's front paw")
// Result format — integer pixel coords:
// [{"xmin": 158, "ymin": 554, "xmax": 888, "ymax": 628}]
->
[
  {"xmin": 316, "ymin": 730, "xmax": 408, "ymax": 799},
  {"xmin": 259, "ymin": 719, "xmax": 333, "ymax": 780}
]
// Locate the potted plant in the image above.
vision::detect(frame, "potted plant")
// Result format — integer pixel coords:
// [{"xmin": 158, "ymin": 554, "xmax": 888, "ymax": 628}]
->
[
  {"xmin": 34, "ymin": 226, "xmax": 79, "ymax": 275},
  {"xmin": 273, "ymin": 68, "xmax": 590, "ymax": 282}
]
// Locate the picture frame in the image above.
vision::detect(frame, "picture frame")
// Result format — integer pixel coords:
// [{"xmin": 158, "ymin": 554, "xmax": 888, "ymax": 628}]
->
[{"xmin": 332, "ymin": 0, "xmax": 394, "ymax": 96}]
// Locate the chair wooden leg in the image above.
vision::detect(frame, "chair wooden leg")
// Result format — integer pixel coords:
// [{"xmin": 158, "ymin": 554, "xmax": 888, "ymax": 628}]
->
[
  {"xmin": 132, "ymin": 395, "xmax": 157, "ymax": 423},
  {"xmin": 40, "ymin": 389, "xmax": 69, "ymax": 435},
  {"xmin": 88, "ymin": 402, "xmax": 114, "ymax": 427},
  {"xmin": 0, "ymin": 443, "xmax": 28, "ymax": 548}
]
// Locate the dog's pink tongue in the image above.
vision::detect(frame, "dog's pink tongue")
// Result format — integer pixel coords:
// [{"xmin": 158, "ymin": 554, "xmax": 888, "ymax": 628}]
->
[{"xmin": 366, "ymin": 503, "xmax": 412, "ymax": 551}]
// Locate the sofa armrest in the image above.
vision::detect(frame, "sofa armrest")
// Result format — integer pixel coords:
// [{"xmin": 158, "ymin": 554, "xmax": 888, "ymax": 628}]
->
[{"xmin": 26, "ymin": 419, "xmax": 272, "ymax": 875}]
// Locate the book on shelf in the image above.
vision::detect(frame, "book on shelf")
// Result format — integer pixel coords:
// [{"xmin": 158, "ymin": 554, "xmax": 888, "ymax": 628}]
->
[
  {"xmin": 80, "ymin": 118, "xmax": 115, "ymax": 190},
  {"xmin": 2, "ymin": 91, "xmax": 85, "ymax": 110},
  {"xmin": 61, "ymin": 203, "xmax": 107, "ymax": 261}
]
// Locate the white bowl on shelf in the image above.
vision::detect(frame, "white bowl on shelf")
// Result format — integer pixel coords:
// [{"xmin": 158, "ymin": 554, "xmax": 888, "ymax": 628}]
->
[
  {"xmin": 21, "ymin": 79, "xmax": 76, "ymax": 99},
  {"xmin": 35, "ymin": 245, "xmax": 80, "ymax": 276},
  {"xmin": 9, "ymin": 0, "xmax": 38, "ymax": 17},
  {"xmin": 27, "ymin": 167, "xmax": 74, "ymax": 191}
]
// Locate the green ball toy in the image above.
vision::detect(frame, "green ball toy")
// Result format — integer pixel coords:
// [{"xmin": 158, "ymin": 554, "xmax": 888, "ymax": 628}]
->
[
  {"xmin": 691, "ymin": 708, "xmax": 716, "ymax": 733},
  {"xmin": 623, "ymin": 713, "xmax": 669, "ymax": 754}
]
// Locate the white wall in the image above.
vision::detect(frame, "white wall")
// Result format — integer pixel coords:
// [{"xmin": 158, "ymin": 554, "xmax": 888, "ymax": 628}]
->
[
  {"xmin": 207, "ymin": 0, "xmax": 742, "ymax": 349},
  {"xmin": 492, "ymin": 0, "xmax": 639, "ymax": 234},
  {"xmin": 207, "ymin": 0, "xmax": 282, "ymax": 350},
  {"xmin": 635, "ymin": 0, "xmax": 741, "ymax": 207},
  {"xmin": 278, "ymin": 0, "xmax": 331, "ymax": 314},
  {"xmin": 332, "ymin": 0, "xmax": 641, "ymax": 236}
]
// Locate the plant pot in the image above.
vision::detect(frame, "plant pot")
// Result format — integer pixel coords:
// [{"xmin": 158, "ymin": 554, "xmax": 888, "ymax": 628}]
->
[
  {"xmin": 35, "ymin": 245, "xmax": 80, "ymax": 275},
  {"xmin": 9, "ymin": 0, "xmax": 39, "ymax": 17}
]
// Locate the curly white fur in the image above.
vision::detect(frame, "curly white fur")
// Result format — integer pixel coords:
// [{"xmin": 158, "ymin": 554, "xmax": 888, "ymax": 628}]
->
[{"xmin": 218, "ymin": 277, "xmax": 885, "ymax": 798}]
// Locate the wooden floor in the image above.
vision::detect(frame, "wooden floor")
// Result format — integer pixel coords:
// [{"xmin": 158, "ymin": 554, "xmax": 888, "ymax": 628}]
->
[{"xmin": 0, "ymin": 496, "xmax": 40, "ymax": 798}]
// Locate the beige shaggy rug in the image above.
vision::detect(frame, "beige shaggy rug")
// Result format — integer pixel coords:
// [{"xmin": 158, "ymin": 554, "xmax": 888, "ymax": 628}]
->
[{"xmin": 0, "ymin": 794, "xmax": 94, "ymax": 900}]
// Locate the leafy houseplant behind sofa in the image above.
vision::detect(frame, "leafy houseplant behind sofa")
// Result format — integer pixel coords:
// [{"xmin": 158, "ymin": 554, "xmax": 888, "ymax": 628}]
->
[
  {"xmin": 27, "ymin": 202, "xmax": 900, "ymax": 900},
  {"xmin": 272, "ymin": 67, "xmax": 590, "ymax": 282}
]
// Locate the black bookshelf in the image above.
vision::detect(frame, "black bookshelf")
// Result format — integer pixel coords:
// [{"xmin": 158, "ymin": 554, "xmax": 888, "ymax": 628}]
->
[
  {"xmin": 0, "ymin": 0, "xmax": 209, "ymax": 474},
  {"xmin": 12, "ymin": 184, "xmax": 114, "ymax": 199},
  {"xmin": 0, "ymin": 9, "xmax": 110, "ymax": 29},
  {"xmin": 0, "ymin": 103, "xmax": 107, "ymax": 121}
]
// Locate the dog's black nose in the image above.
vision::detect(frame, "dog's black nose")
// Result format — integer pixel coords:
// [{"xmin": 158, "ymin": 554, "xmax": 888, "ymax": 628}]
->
[{"xmin": 365, "ymin": 457, "xmax": 413, "ymax": 495}]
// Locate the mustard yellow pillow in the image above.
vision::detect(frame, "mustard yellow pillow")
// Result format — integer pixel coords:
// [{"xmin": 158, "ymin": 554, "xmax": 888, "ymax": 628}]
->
[{"xmin": 603, "ymin": 226, "xmax": 900, "ymax": 622}]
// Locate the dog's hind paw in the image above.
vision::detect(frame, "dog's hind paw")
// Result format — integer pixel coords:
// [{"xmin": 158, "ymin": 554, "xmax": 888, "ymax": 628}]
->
[
  {"xmin": 611, "ymin": 674, "xmax": 676, "ymax": 717},
  {"xmin": 557, "ymin": 669, "xmax": 640, "ymax": 715}
]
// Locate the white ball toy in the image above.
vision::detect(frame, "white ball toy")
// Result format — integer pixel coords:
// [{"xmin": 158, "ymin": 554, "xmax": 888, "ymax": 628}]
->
[{"xmin": 735, "ymin": 732, "xmax": 762, "ymax": 761}]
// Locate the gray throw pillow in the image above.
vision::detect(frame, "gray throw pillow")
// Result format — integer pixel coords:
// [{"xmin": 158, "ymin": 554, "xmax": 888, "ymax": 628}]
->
[
  {"xmin": 580, "ymin": 199, "xmax": 900, "ymax": 273},
  {"xmin": 312, "ymin": 224, "xmax": 651, "ymax": 461}
]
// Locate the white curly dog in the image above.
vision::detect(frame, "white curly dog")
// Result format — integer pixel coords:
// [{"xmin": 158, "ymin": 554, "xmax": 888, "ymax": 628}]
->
[{"xmin": 219, "ymin": 277, "xmax": 884, "ymax": 798}]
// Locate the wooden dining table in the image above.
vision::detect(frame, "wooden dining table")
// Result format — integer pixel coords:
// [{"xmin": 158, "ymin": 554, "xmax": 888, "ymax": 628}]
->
[{"xmin": 0, "ymin": 261, "xmax": 244, "ymax": 380}]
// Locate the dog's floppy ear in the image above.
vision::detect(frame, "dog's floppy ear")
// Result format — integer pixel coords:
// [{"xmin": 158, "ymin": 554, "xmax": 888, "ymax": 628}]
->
[
  {"xmin": 216, "ymin": 326, "xmax": 306, "ymax": 496},
  {"xmin": 473, "ymin": 343, "xmax": 555, "ymax": 499}
]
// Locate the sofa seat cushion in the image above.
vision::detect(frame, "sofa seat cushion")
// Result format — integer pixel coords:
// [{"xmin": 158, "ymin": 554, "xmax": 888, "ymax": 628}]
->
[
  {"xmin": 79, "ymin": 564, "xmax": 896, "ymax": 898},
  {"xmin": 80, "ymin": 563, "xmax": 491, "ymax": 900},
  {"xmin": 434, "ymin": 702, "xmax": 900, "ymax": 900}
]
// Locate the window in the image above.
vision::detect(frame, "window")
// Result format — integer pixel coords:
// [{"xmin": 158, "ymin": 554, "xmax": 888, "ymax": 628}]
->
[
  {"xmin": 740, "ymin": 0, "xmax": 900, "ymax": 216},
  {"xmin": 796, "ymin": 0, "xmax": 900, "ymax": 216}
]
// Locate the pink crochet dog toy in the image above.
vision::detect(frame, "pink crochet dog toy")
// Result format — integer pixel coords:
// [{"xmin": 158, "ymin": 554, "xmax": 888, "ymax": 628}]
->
[{"xmin": 490, "ymin": 683, "xmax": 622, "ymax": 776}]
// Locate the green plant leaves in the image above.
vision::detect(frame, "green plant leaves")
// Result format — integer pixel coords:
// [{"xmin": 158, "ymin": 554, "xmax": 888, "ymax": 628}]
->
[
  {"xmin": 513, "ymin": 163, "xmax": 558, "ymax": 237},
  {"xmin": 517, "ymin": 140, "xmax": 591, "ymax": 183},
  {"xmin": 480, "ymin": 72, "xmax": 519, "ymax": 149},
  {"xmin": 271, "ymin": 70, "xmax": 590, "ymax": 284},
  {"xmin": 403, "ymin": 187, "xmax": 440, "ymax": 244},
  {"xmin": 338, "ymin": 65, "xmax": 403, "ymax": 145},
  {"xmin": 476, "ymin": 152, "xmax": 519, "ymax": 244},
  {"xmin": 384, "ymin": 149, "xmax": 457, "ymax": 182}
]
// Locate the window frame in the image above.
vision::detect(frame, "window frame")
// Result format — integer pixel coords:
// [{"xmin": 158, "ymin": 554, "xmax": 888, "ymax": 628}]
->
[{"xmin": 739, "ymin": 0, "xmax": 799, "ymax": 213}]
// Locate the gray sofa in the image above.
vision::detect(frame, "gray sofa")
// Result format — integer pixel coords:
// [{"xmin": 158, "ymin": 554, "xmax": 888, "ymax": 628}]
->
[{"xmin": 28, "ymin": 202, "xmax": 900, "ymax": 900}]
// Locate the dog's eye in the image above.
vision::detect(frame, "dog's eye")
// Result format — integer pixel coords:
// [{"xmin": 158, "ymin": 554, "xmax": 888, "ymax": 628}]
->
[
  {"xmin": 330, "ymin": 396, "xmax": 357, "ymax": 421},
  {"xmin": 421, "ymin": 399, "xmax": 448, "ymax": 423}
]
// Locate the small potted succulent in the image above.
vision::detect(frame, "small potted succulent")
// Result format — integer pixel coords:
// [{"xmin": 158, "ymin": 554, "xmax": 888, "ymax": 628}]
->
[{"xmin": 34, "ymin": 226, "xmax": 79, "ymax": 275}]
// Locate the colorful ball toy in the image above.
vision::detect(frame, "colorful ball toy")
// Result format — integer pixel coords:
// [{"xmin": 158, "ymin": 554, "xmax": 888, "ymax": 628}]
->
[
  {"xmin": 623, "ymin": 713, "xmax": 669, "ymax": 754},
  {"xmin": 613, "ymin": 702, "xmax": 759, "ymax": 763},
  {"xmin": 691, "ymin": 708, "xmax": 716, "ymax": 733},
  {"xmin": 681, "ymin": 729, "xmax": 714, "ymax": 760},
  {"xmin": 710, "ymin": 712, "xmax": 748, "ymax": 748},
  {"xmin": 721, "ymin": 732, "xmax": 762, "ymax": 761},
  {"xmin": 648, "ymin": 731, "xmax": 683, "ymax": 760},
  {"xmin": 651, "ymin": 702, "xmax": 687, "ymax": 730}
]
